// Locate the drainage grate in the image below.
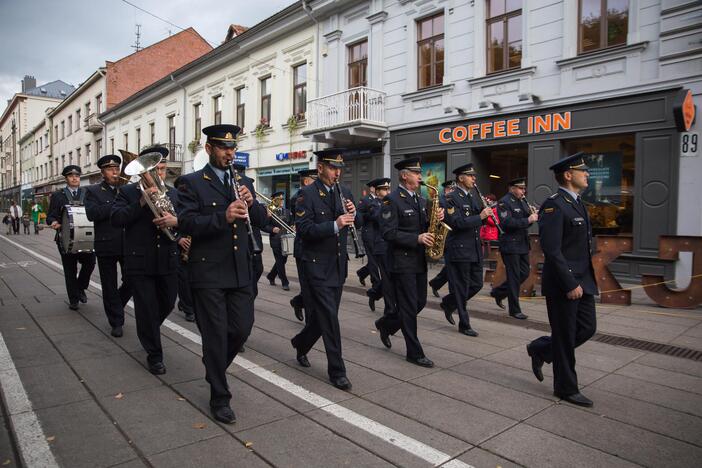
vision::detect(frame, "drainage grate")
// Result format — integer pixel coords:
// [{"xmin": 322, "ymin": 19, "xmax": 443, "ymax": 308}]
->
[{"xmin": 338, "ymin": 282, "xmax": 702, "ymax": 362}]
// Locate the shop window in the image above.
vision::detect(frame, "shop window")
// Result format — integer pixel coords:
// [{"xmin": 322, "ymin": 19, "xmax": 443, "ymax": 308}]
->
[
  {"xmin": 417, "ymin": 13, "xmax": 444, "ymax": 89},
  {"xmin": 473, "ymin": 144, "xmax": 528, "ymax": 198},
  {"xmin": 565, "ymin": 134, "xmax": 635, "ymax": 235},
  {"xmin": 486, "ymin": 0, "xmax": 522, "ymax": 74},
  {"xmin": 579, "ymin": 0, "xmax": 628, "ymax": 54},
  {"xmin": 419, "ymin": 153, "xmax": 447, "ymax": 198}
]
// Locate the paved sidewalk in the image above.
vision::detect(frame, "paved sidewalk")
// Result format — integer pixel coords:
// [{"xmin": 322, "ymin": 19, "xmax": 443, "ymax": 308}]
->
[{"xmin": 0, "ymin": 230, "xmax": 701, "ymax": 467}]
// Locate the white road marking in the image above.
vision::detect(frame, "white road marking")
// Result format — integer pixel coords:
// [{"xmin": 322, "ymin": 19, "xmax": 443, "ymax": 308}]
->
[
  {"xmin": 0, "ymin": 235, "xmax": 474, "ymax": 467},
  {"xmin": 0, "ymin": 332, "xmax": 59, "ymax": 467}
]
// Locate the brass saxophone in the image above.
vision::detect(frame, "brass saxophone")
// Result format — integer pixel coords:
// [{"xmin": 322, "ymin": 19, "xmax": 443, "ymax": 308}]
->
[{"xmin": 420, "ymin": 181, "xmax": 452, "ymax": 261}]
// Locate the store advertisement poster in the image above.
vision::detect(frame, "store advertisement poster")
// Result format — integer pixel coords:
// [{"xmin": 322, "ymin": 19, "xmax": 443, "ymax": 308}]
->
[
  {"xmin": 420, "ymin": 161, "xmax": 446, "ymax": 198},
  {"xmin": 582, "ymin": 152, "xmax": 622, "ymax": 205}
]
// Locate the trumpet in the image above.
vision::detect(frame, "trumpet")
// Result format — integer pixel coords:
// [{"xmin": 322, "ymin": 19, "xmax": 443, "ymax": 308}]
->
[{"xmin": 255, "ymin": 191, "xmax": 295, "ymax": 235}]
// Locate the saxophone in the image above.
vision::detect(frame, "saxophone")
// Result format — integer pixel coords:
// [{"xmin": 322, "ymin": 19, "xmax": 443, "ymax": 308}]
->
[{"xmin": 420, "ymin": 181, "xmax": 452, "ymax": 261}]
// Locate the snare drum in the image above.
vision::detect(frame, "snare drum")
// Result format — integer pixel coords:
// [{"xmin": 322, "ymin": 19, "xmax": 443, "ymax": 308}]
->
[
  {"xmin": 280, "ymin": 233, "xmax": 295, "ymax": 257},
  {"xmin": 60, "ymin": 205, "xmax": 94, "ymax": 254}
]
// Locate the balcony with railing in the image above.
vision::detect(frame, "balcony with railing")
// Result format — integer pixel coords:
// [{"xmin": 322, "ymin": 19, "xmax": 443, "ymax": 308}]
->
[
  {"xmin": 84, "ymin": 113, "xmax": 103, "ymax": 133},
  {"xmin": 165, "ymin": 144, "xmax": 184, "ymax": 163},
  {"xmin": 303, "ymin": 87, "xmax": 387, "ymax": 144}
]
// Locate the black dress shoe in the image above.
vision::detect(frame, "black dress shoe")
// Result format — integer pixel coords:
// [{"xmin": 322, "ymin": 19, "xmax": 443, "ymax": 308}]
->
[
  {"xmin": 368, "ymin": 297, "xmax": 376, "ymax": 312},
  {"xmin": 358, "ymin": 275, "xmax": 366, "ymax": 287},
  {"xmin": 526, "ymin": 343, "xmax": 544, "ymax": 382},
  {"xmin": 331, "ymin": 376, "xmax": 352, "ymax": 390},
  {"xmin": 211, "ymin": 405, "xmax": 237, "ymax": 424},
  {"xmin": 440, "ymin": 302, "xmax": 455, "ymax": 325},
  {"xmin": 282, "ymin": 284, "xmax": 290, "ymax": 291},
  {"xmin": 296, "ymin": 353, "xmax": 311, "ymax": 368},
  {"xmin": 239, "ymin": 345, "xmax": 245, "ymax": 353},
  {"xmin": 490, "ymin": 291, "xmax": 505, "ymax": 310},
  {"xmin": 375, "ymin": 323, "xmax": 391, "ymax": 349},
  {"xmin": 148, "ymin": 362, "xmax": 166, "ymax": 375},
  {"xmin": 79, "ymin": 290, "xmax": 87, "ymax": 303},
  {"xmin": 429, "ymin": 281, "xmax": 440, "ymax": 298},
  {"xmin": 177, "ymin": 301, "xmax": 184, "ymax": 311},
  {"xmin": 510, "ymin": 312, "xmax": 528, "ymax": 320},
  {"xmin": 111, "ymin": 326, "xmax": 123, "ymax": 337},
  {"xmin": 267, "ymin": 276, "xmax": 276, "ymax": 286},
  {"xmin": 555, "ymin": 392, "xmax": 593, "ymax": 408},
  {"xmin": 184, "ymin": 312, "xmax": 196, "ymax": 322},
  {"xmin": 68, "ymin": 302, "xmax": 79, "ymax": 311},
  {"xmin": 406, "ymin": 356, "xmax": 434, "ymax": 368},
  {"xmin": 459, "ymin": 328, "xmax": 479, "ymax": 337},
  {"xmin": 290, "ymin": 299, "xmax": 304, "ymax": 322}
]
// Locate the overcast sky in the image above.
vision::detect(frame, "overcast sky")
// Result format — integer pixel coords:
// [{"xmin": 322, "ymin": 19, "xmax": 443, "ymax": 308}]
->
[{"xmin": 0, "ymin": 0, "xmax": 296, "ymax": 106}]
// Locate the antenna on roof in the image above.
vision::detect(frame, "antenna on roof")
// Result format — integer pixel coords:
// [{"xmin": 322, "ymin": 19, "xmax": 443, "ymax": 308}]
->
[{"xmin": 131, "ymin": 24, "xmax": 142, "ymax": 52}]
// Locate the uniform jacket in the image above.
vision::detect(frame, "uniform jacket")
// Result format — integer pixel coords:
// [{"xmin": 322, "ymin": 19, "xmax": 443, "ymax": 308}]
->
[
  {"xmin": 357, "ymin": 193, "xmax": 376, "ymax": 245},
  {"xmin": 443, "ymin": 187, "xmax": 484, "ymax": 262},
  {"xmin": 267, "ymin": 207, "xmax": 292, "ymax": 249},
  {"xmin": 369, "ymin": 196, "xmax": 387, "ymax": 255},
  {"xmin": 46, "ymin": 187, "xmax": 85, "ymax": 247},
  {"xmin": 497, "ymin": 193, "xmax": 532, "ymax": 254},
  {"xmin": 110, "ymin": 182, "xmax": 178, "ymax": 277},
  {"xmin": 84, "ymin": 181, "xmax": 125, "ymax": 257},
  {"xmin": 295, "ymin": 179, "xmax": 360, "ymax": 287},
  {"xmin": 177, "ymin": 165, "xmax": 267, "ymax": 289},
  {"xmin": 538, "ymin": 188, "xmax": 597, "ymax": 296},
  {"xmin": 380, "ymin": 187, "xmax": 429, "ymax": 274}
]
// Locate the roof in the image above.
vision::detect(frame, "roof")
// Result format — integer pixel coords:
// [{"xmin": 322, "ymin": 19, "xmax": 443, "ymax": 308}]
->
[
  {"xmin": 225, "ymin": 24, "xmax": 249, "ymax": 41},
  {"xmin": 48, "ymin": 69, "xmax": 104, "ymax": 117},
  {"xmin": 24, "ymin": 80, "xmax": 76, "ymax": 100}
]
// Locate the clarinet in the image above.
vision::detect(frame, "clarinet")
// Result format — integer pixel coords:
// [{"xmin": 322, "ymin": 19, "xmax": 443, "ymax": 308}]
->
[
  {"xmin": 474, "ymin": 184, "xmax": 504, "ymax": 235},
  {"xmin": 334, "ymin": 181, "xmax": 365, "ymax": 258},
  {"xmin": 229, "ymin": 164, "xmax": 262, "ymax": 254}
]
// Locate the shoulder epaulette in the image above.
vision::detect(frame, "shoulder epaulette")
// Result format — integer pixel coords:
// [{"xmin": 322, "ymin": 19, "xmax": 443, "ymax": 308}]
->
[{"xmin": 549, "ymin": 193, "xmax": 559, "ymax": 199}]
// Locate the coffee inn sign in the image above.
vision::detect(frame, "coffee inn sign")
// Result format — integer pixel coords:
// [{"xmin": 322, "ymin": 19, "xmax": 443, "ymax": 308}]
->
[{"xmin": 438, "ymin": 112, "xmax": 572, "ymax": 144}]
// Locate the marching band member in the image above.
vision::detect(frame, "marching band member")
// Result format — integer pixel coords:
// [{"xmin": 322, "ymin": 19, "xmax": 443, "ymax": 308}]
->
[
  {"xmin": 527, "ymin": 153, "xmax": 597, "ymax": 407},
  {"xmin": 289, "ymin": 169, "xmax": 317, "ymax": 321},
  {"xmin": 177, "ymin": 124, "xmax": 267, "ymax": 423},
  {"xmin": 290, "ymin": 149, "xmax": 360, "ymax": 390},
  {"xmin": 85, "ymin": 155, "xmax": 133, "ymax": 336},
  {"xmin": 265, "ymin": 191, "xmax": 292, "ymax": 290},
  {"xmin": 111, "ymin": 146, "xmax": 179, "ymax": 375},
  {"xmin": 441, "ymin": 164, "xmax": 493, "ymax": 337},
  {"xmin": 375, "ymin": 158, "xmax": 441, "ymax": 367},
  {"xmin": 47, "ymin": 165, "xmax": 96, "ymax": 311},
  {"xmin": 356, "ymin": 181, "xmax": 380, "ymax": 305},
  {"xmin": 173, "ymin": 176, "xmax": 195, "ymax": 322},
  {"xmin": 490, "ymin": 178, "xmax": 538, "ymax": 320},
  {"xmin": 427, "ymin": 180, "xmax": 454, "ymax": 297},
  {"xmin": 368, "ymin": 178, "xmax": 394, "ymax": 326}
]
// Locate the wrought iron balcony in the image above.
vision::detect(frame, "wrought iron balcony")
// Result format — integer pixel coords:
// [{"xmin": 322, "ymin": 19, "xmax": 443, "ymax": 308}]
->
[{"xmin": 303, "ymin": 86, "xmax": 387, "ymax": 144}]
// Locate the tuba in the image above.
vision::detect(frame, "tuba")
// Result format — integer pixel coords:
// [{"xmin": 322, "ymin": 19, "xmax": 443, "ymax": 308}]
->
[
  {"xmin": 420, "ymin": 181, "xmax": 452, "ymax": 261},
  {"xmin": 118, "ymin": 149, "xmax": 140, "ymax": 186},
  {"xmin": 124, "ymin": 152, "xmax": 178, "ymax": 241}
]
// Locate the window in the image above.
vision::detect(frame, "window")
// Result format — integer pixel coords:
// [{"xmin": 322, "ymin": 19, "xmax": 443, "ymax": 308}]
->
[
  {"xmin": 84, "ymin": 103, "xmax": 90, "ymax": 126},
  {"xmin": 61, "ymin": 154, "xmax": 65, "ymax": 169},
  {"xmin": 293, "ymin": 63, "xmax": 307, "ymax": 117},
  {"xmin": 565, "ymin": 134, "xmax": 635, "ymax": 235},
  {"xmin": 96, "ymin": 139, "xmax": 102, "ymax": 161},
  {"xmin": 213, "ymin": 95, "xmax": 222, "ymax": 125},
  {"xmin": 149, "ymin": 122, "xmax": 155, "ymax": 145},
  {"xmin": 486, "ymin": 1, "xmax": 522, "ymax": 73},
  {"xmin": 235, "ymin": 87, "xmax": 245, "ymax": 130},
  {"xmin": 168, "ymin": 115, "xmax": 176, "ymax": 159},
  {"xmin": 85, "ymin": 144, "xmax": 91, "ymax": 165},
  {"xmin": 68, "ymin": 151, "xmax": 72, "ymax": 165},
  {"xmin": 75, "ymin": 110, "xmax": 81, "ymax": 131},
  {"xmin": 136, "ymin": 128, "xmax": 141, "ymax": 152},
  {"xmin": 579, "ymin": 0, "xmax": 629, "ymax": 53},
  {"xmin": 260, "ymin": 77, "xmax": 271, "ymax": 126},
  {"xmin": 61, "ymin": 121, "xmax": 65, "ymax": 139},
  {"xmin": 348, "ymin": 40, "xmax": 368, "ymax": 88},
  {"xmin": 95, "ymin": 94, "xmax": 103, "ymax": 114},
  {"xmin": 54, "ymin": 125, "xmax": 58, "ymax": 143},
  {"xmin": 194, "ymin": 103, "xmax": 202, "ymax": 137},
  {"xmin": 123, "ymin": 133, "xmax": 129, "ymax": 152},
  {"xmin": 67, "ymin": 116, "xmax": 73, "ymax": 135},
  {"xmin": 110, "ymin": 138, "xmax": 115, "ymax": 154},
  {"xmin": 417, "ymin": 13, "xmax": 444, "ymax": 89},
  {"xmin": 39, "ymin": 136, "xmax": 43, "ymax": 151},
  {"xmin": 76, "ymin": 147, "xmax": 81, "ymax": 166}
]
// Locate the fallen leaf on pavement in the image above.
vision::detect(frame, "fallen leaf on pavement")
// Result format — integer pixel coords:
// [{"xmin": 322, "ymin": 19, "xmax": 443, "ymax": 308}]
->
[
  {"xmin": 2, "ymin": 459, "xmax": 12, "ymax": 465},
  {"xmin": 244, "ymin": 441, "xmax": 253, "ymax": 448},
  {"xmin": 193, "ymin": 423, "xmax": 206, "ymax": 429},
  {"xmin": 15, "ymin": 327, "xmax": 26, "ymax": 331},
  {"xmin": 114, "ymin": 393, "xmax": 124, "ymax": 400},
  {"xmin": 176, "ymin": 397, "xmax": 185, "ymax": 401},
  {"xmin": 46, "ymin": 436, "xmax": 55, "ymax": 442}
]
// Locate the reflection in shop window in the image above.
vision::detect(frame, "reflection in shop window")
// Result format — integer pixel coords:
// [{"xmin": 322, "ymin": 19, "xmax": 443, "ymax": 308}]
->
[
  {"xmin": 565, "ymin": 134, "xmax": 635, "ymax": 235},
  {"xmin": 418, "ymin": 154, "xmax": 447, "ymax": 198}
]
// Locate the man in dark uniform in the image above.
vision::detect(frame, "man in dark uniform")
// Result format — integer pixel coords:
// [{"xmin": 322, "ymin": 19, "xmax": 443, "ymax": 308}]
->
[
  {"xmin": 428, "ymin": 180, "xmax": 455, "ymax": 297},
  {"xmin": 289, "ymin": 169, "xmax": 317, "ymax": 321},
  {"xmin": 178, "ymin": 124, "xmax": 267, "ymax": 424},
  {"xmin": 291, "ymin": 149, "xmax": 359, "ymax": 390},
  {"xmin": 490, "ymin": 178, "xmax": 538, "ymax": 320},
  {"xmin": 375, "ymin": 158, "xmax": 442, "ymax": 367},
  {"xmin": 356, "ymin": 181, "xmax": 380, "ymax": 304},
  {"xmin": 85, "ymin": 155, "xmax": 133, "ymax": 336},
  {"xmin": 46, "ymin": 165, "xmax": 96, "ymax": 310},
  {"xmin": 265, "ymin": 191, "xmax": 292, "ymax": 290},
  {"xmin": 368, "ymin": 178, "xmax": 394, "ymax": 325},
  {"xmin": 526, "ymin": 153, "xmax": 597, "ymax": 408},
  {"xmin": 111, "ymin": 146, "xmax": 179, "ymax": 375},
  {"xmin": 173, "ymin": 176, "xmax": 195, "ymax": 323},
  {"xmin": 441, "ymin": 164, "xmax": 493, "ymax": 336}
]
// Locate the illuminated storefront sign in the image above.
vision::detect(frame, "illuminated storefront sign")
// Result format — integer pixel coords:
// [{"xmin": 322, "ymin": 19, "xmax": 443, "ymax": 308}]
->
[
  {"xmin": 276, "ymin": 150, "xmax": 307, "ymax": 161},
  {"xmin": 438, "ymin": 111, "xmax": 572, "ymax": 144}
]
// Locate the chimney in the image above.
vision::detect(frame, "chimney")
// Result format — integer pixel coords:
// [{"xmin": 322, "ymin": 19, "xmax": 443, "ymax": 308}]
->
[{"xmin": 21, "ymin": 75, "xmax": 36, "ymax": 92}]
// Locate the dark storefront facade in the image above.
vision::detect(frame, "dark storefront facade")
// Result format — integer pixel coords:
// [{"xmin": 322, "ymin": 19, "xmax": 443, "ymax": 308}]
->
[{"xmin": 390, "ymin": 87, "xmax": 689, "ymax": 279}]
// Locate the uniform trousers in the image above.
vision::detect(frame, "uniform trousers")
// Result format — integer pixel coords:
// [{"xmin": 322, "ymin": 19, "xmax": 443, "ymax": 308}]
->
[
  {"xmin": 267, "ymin": 242, "xmax": 289, "ymax": 286},
  {"xmin": 445, "ymin": 261, "xmax": 483, "ymax": 330},
  {"xmin": 492, "ymin": 253, "xmax": 530, "ymax": 315},
  {"xmin": 193, "ymin": 286, "xmax": 254, "ymax": 407},
  {"xmin": 177, "ymin": 260, "xmax": 193, "ymax": 314},
  {"xmin": 373, "ymin": 253, "xmax": 395, "ymax": 315},
  {"xmin": 96, "ymin": 255, "xmax": 132, "ymax": 327},
  {"xmin": 429, "ymin": 264, "xmax": 448, "ymax": 290},
  {"xmin": 59, "ymin": 251, "xmax": 96, "ymax": 304},
  {"xmin": 529, "ymin": 294, "xmax": 596, "ymax": 396},
  {"xmin": 356, "ymin": 241, "xmax": 380, "ymax": 288},
  {"xmin": 292, "ymin": 277, "xmax": 345, "ymax": 379},
  {"xmin": 251, "ymin": 253, "xmax": 263, "ymax": 297},
  {"xmin": 376, "ymin": 271, "xmax": 426, "ymax": 360},
  {"xmin": 290, "ymin": 257, "xmax": 307, "ymax": 321},
  {"xmin": 131, "ymin": 273, "xmax": 176, "ymax": 365}
]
